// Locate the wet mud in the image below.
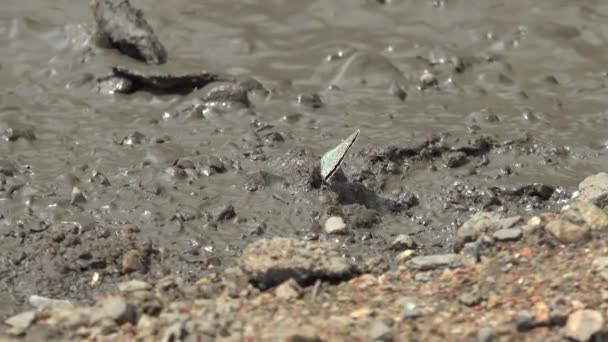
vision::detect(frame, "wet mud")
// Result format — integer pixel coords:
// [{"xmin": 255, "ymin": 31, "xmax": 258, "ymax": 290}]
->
[{"xmin": 1, "ymin": 0, "xmax": 608, "ymax": 328}]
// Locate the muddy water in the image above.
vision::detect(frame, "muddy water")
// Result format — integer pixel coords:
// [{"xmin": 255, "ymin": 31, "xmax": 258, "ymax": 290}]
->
[{"xmin": 1, "ymin": 0, "xmax": 607, "ymax": 317}]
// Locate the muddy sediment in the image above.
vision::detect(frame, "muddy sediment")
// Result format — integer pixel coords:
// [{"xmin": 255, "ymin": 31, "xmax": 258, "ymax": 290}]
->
[{"xmin": 1, "ymin": 0, "xmax": 608, "ymax": 340}]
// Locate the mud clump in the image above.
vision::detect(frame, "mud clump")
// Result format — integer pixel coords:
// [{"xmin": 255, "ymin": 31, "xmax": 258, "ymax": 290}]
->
[{"xmin": 91, "ymin": 0, "xmax": 167, "ymax": 64}]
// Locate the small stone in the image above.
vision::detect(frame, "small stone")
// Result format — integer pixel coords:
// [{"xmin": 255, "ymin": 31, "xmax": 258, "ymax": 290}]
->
[
  {"xmin": 459, "ymin": 292, "xmax": 482, "ymax": 307},
  {"xmin": 29, "ymin": 295, "xmax": 73, "ymax": 309},
  {"xmin": 213, "ymin": 204, "xmax": 236, "ymax": 222},
  {"xmin": 395, "ymin": 250, "xmax": 415, "ymax": 263},
  {"xmin": 578, "ymin": 172, "xmax": 608, "ymax": 203},
  {"xmin": 90, "ymin": 296, "xmax": 135, "ymax": 325},
  {"xmin": 324, "ymin": 216, "xmax": 348, "ymax": 235},
  {"xmin": 477, "ymin": 326, "xmax": 496, "ymax": 342},
  {"xmin": 513, "ymin": 310, "xmax": 536, "ymax": 331},
  {"xmin": 350, "ymin": 307, "xmax": 373, "ymax": 319},
  {"xmin": 162, "ymin": 321, "xmax": 186, "ymax": 342},
  {"xmin": 4, "ymin": 311, "xmax": 36, "ymax": 332},
  {"xmin": 563, "ymin": 309, "xmax": 604, "ymax": 341},
  {"xmin": 443, "ymin": 151, "xmax": 468, "ymax": 168},
  {"xmin": 121, "ymin": 249, "xmax": 145, "ymax": 273},
  {"xmin": 492, "ymin": 227, "xmax": 523, "ymax": 241},
  {"xmin": 275, "ymin": 278, "xmax": 302, "ymax": 300},
  {"xmin": 498, "ymin": 216, "xmax": 523, "ymax": 229},
  {"xmin": 390, "ymin": 234, "xmax": 417, "ymax": 251},
  {"xmin": 368, "ymin": 321, "xmax": 394, "ymax": 342},
  {"xmin": 575, "ymin": 201, "xmax": 608, "ymax": 230},
  {"xmin": 461, "ymin": 242, "xmax": 481, "ymax": 262},
  {"xmin": 419, "ymin": 69, "xmax": 437, "ymax": 89},
  {"xmin": 454, "ymin": 212, "xmax": 502, "ymax": 251},
  {"xmin": 593, "ymin": 257, "xmax": 608, "ymax": 270},
  {"xmin": 400, "ymin": 298, "xmax": 423, "ymax": 320},
  {"xmin": 545, "ymin": 219, "xmax": 590, "ymax": 244},
  {"xmin": 283, "ymin": 325, "xmax": 322, "ymax": 342},
  {"xmin": 533, "ymin": 302, "xmax": 550, "ymax": 324},
  {"xmin": 406, "ymin": 254, "xmax": 462, "ymax": 271},
  {"xmin": 118, "ymin": 279, "xmax": 152, "ymax": 293},
  {"xmin": 70, "ymin": 186, "xmax": 86, "ymax": 204}
]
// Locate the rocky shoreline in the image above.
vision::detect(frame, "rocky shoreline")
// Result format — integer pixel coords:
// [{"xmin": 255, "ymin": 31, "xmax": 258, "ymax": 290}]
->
[{"xmin": 3, "ymin": 173, "xmax": 607, "ymax": 341}]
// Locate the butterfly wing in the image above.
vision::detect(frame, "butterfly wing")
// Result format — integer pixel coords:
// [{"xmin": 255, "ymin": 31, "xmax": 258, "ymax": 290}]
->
[{"xmin": 320, "ymin": 129, "xmax": 360, "ymax": 181}]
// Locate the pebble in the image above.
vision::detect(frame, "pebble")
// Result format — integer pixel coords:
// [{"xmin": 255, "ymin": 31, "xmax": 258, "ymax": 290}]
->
[
  {"xmin": 477, "ymin": 326, "xmax": 496, "ymax": 342},
  {"xmin": 419, "ymin": 69, "xmax": 438, "ymax": 89},
  {"xmin": 592, "ymin": 257, "xmax": 608, "ymax": 270},
  {"xmin": 443, "ymin": 151, "xmax": 468, "ymax": 168},
  {"xmin": 459, "ymin": 292, "xmax": 482, "ymax": 307},
  {"xmin": 213, "ymin": 204, "xmax": 236, "ymax": 222},
  {"xmin": 563, "ymin": 309, "xmax": 604, "ymax": 341},
  {"xmin": 368, "ymin": 321, "xmax": 394, "ymax": 342},
  {"xmin": 406, "ymin": 254, "xmax": 462, "ymax": 271},
  {"xmin": 350, "ymin": 307, "xmax": 373, "ymax": 319},
  {"xmin": 118, "ymin": 279, "xmax": 152, "ymax": 293},
  {"xmin": 324, "ymin": 216, "xmax": 348, "ymax": 235},
  {"xmin": 390, "ymin": 234, "xmax": 417, "ymax": 251},
  {"xmin": 395, "ymin": 249, "xmax": 416, "ymax": 263},
  {"xmin": 574, "ymin": 201, "xmax": 608, "ymax": 230},
  {"xmin": 4, "ymin": 310, "xmax": 36, "ymax": 332},
  {"xmin": 544, "ymin": 219, "xmax": 590, "ymax": 244},
  {"xmin": 121, "ymin": 249, "xmax": 145, "ymax": 273},
  {"xmin": 90, "ymin": 296, "xmax": 135, "ymax": 325},
  {"xmin": 29, "ymin": 295, "xmax": 73, "ymax": 309},
  {"xmin": 492, "ymin": 227, "xmax": 523, "ymax": 241},
  {"xmin": 513, "ymin": 310, "xmax": 536, "ymax": 331},
  {"xmin": 275, "ymin": 278, "xmax": 302, "ymax": 300},
  {"xmin": 70, "ymin": 186, "xmax": 86, "ymax": 204},
  {"xmin": 455, "ymin": 212, "xmax": 502, "ymax": 251},
  {"xmin": 578, "ymin": 172, "xmax": 608, "ymax": 203}
]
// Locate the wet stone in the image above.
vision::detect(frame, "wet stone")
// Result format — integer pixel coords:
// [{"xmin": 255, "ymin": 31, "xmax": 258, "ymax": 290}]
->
[
  {"xmin": 0, "ymin": 159, "xmax": 17, "ymax": 176},
  {"xmin": 297, "ymin": 93, "xmax": 323, "ymax": 108},
  {"xmin": 200, "ymin": 81, "xmax": 250, "ymax": 107},
  {"xmin": 492, "ymin": 227, "xmax": 523, "ymax": 241},
  {"xmin": 212, "ymin": 204, "xmax": 236, "ymax": 222},
  {"xmin": 91, "ymin": 0, "xmax": 167, "ymax": 64},
  {"xmin": 564, "ymin": 309, "xmax": 604, "ymax": 342},
  {"xmin": 406, "ymin": 254, "xmax": 462, "ymax": 271},
  {"xmin": 419, "ymin": 69, "xmax": 438, "ymax": 90},
  {"xmin": 443, "ymin": 151, "xmax": 468, "ymax": 168},
  {"xmin": 390, "ymin": 234, "xmax": 417, "ymax": 251},
  {"xmin": 239, "ymin": 237, "xmax": 355, "ymax": 288}
]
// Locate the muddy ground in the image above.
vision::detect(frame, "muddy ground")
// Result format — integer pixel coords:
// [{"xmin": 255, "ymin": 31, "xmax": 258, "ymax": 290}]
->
[{"xmin": 1, "ymin": 0, "xmax": 608, "ymax": 340}]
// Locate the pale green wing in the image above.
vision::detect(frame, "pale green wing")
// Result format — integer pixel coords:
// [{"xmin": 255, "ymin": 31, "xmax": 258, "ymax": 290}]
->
[{"xmin": 320, "ymin": 129, "xmax": 360, "ymax": 181}]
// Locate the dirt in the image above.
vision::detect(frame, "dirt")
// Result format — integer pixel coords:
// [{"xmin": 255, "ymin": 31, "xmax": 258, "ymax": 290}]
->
[{"xmin": 1, "ymin": 0, "xmax": 608, "ymax": 340}]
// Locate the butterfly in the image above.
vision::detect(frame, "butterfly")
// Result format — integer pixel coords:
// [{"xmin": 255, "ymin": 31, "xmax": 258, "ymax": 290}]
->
[{"xmin": 320, "ymin": 129, "xmax": 360, "ymax": 182}]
